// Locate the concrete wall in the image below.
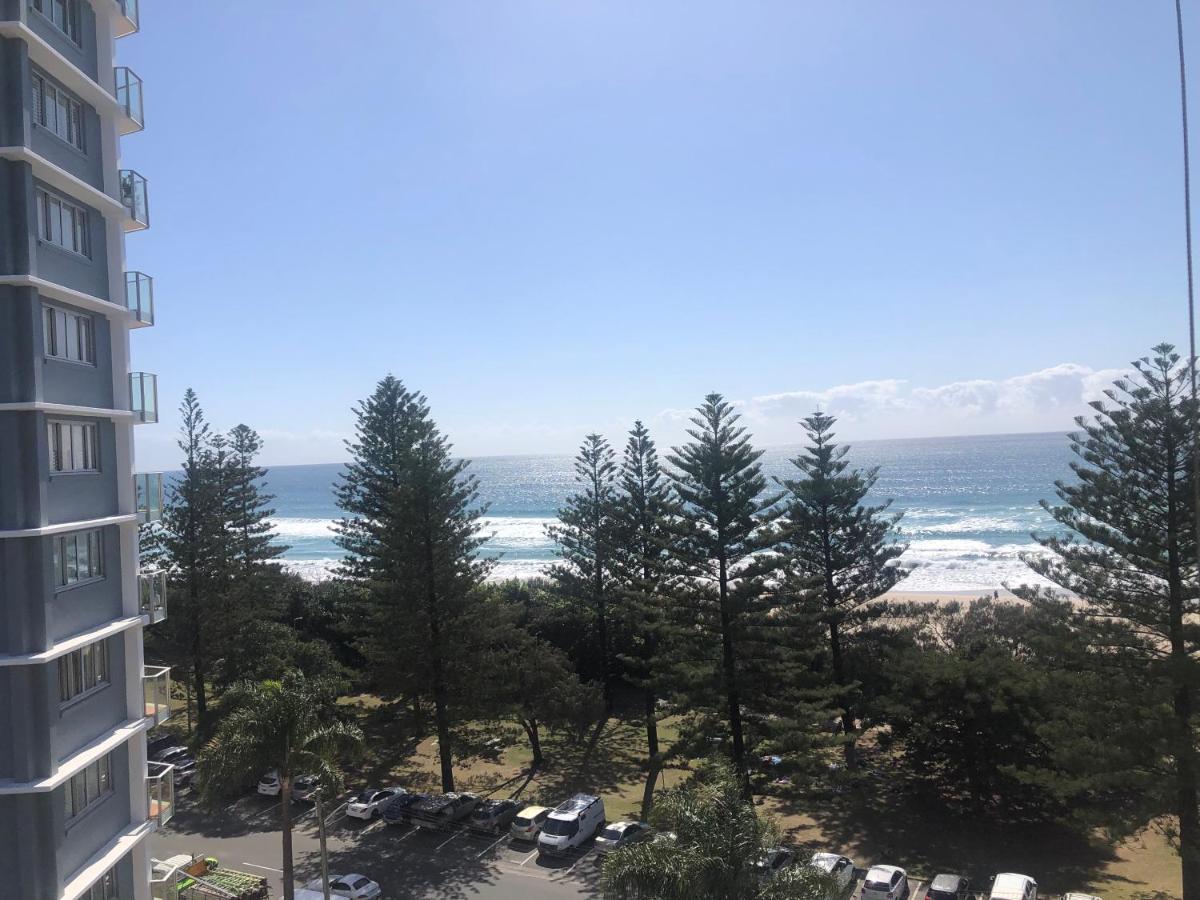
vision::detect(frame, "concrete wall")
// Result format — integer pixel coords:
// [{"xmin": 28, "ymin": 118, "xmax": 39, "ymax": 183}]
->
[
  {"xmin": 30, "ymin": 78, "xmax": 105, "ymax": 190},
  {"xmin": 40, "ymin": 297, "xmax": 116, "ymax": 408},
  {"xmin": 31, "ymin": 179, "xmax": 110, "ymax": 300},
  {"xmin": 25, "ymin": 0, "xmax": 100, "ymax": 83},
  {"xmin": 44, "ymin": 417, "xmax": 120, "ymax": 525},
  {"xmin": 54, "ymin": 635, "xmax": 128, "ymax": 765}
]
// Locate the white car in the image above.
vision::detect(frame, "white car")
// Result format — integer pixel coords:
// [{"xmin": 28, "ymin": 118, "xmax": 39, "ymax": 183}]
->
[
  {"xmin": 808, "ymin": 851, "xmax": 856, "ymax": 895},
  {"xmin": 511, "ymin": 805, "xmax": 551, "ymax": 840},
  {"xmin": 1062, "ymin": 894, "xmax": 1100, "ymax": 900},
  {"xmin": 594, "ymin": 820, "xmax": 652, "ymax": 854},
  {"xmin": 862, "ymin": 865, "xmax": 909, "ymax": 900},
  {"xmin": 346, "ymin": 786, "xmax": 406, "ymax": 820},
  {"xmin": 990, "ymin": 873, "xmax": 1037, "ymax": 900},
  {"xmin": 305, "ymin": 874, "xmax": 381, "ymax": 899},
  {"xmin": 537, "ymin": 794, "xmax": 606, "ymax": 856},
  {"xmin": 257, "ymin": 771, "xmax": 281, "ymax": 797}
]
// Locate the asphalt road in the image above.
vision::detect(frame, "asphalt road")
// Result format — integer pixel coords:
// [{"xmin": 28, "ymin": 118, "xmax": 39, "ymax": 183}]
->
[{"xmin": 152, "ymin": 790, "xmax": 599, "ymax": 899}]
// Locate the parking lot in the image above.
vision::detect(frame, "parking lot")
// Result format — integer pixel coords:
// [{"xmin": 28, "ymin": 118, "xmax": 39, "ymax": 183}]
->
[{"xmin": 153, "ymin": 788, "xmax": 964, "ymax": 899}]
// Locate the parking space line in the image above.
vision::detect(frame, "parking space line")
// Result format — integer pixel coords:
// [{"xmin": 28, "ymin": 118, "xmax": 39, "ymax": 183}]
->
[
  {"xmin": 242, "ymin": 863, "xmax": 283, "ymax": 874},
  {"xmin": 519, "ymin": 848, "xmax": 539, "ymax": 866},
  {"xmin": 436, "ymin": 831, "xmax": 464, "ymax": 851},
  {"xmin": 477, "ymin": 834, "xmax": 509, "ymax": 858}
]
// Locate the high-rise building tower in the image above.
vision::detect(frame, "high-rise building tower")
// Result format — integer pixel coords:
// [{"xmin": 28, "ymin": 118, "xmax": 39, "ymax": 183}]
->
[{"xmin": 0, "ymin": 1, "xmax": 173, "ymax": 897}]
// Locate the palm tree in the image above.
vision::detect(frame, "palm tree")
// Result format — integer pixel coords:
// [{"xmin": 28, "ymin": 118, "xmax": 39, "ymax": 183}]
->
[
  {"xmin": 600, "ymin": 761, "xmax": 839, "ymax": 900},
  {"xmin": 196, "ymin": 671, "xmax": 362, "ymax": 900}
]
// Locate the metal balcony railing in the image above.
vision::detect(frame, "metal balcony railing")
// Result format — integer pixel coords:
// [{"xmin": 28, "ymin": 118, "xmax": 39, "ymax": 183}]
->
[
  {"xmin": 114, "ymin": 67, "xmax": 144, "ymax": 132},
  {"xmin": 119, "ymin": 169, "xmax": 149, "ymax": 229},
  {"xmin": 116, "ymin": 0, "xmax": 140, "ymax": 36},
  {"xmin": 143, "ymin": 665, "xmax": 171, "ymax": 726},
  {"xmin": 139, "ymin": 570, "xmax": 167, "ymax": 623},
  {"xmin": 147, "ymin": 761, "xmax": 175, "ymax": 827},
  {"xmin": 135, "ymin": 472, "xmax": 163, "ymax": 524},
  {"xmin": 125, "ymin": 272, "xmax": 154, "ymax": 325},
  {"xmin": 129, "ymin": 372, "xmax": 158, "ymax": 423}
]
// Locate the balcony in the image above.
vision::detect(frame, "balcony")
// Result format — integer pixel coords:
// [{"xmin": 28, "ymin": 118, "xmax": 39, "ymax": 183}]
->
[
  {"xmin": 129, "ymin": 372, "xmax": 158, "ymax": 423},
  {"xmin": 119, "ymin": 169, "xmax": 149, "ymax": 230},
  {"xmin": 135, "ymin": 472, "xmax": 163, "ymax": 524},
  {"xmin": 115, "ymin": 0, "xmax": 140, "ymax": 37},
  {"xmin": 146, "ymin": 761, "xmax": 175, "ymax": 827},
  {"xmin": 125, "ymin": 272, "xmax": 154, "ymax": 326},
  {"xmin": 139, "ymin": 570, "xmax": 167, "ymax": 623},
  {"xmin": 149, "ymin": 861, "xmax": 179, "ymax": 900},
  {"xmin": 114, "ymin": 67, "xmax": 144, "ymax": 134},
  {"xmin": 143, "ymin": 665, "xmax": 171, "ymax": 726}
]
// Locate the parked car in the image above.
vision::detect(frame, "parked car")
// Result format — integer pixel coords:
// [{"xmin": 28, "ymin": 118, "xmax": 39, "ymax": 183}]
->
[
  {"xmin": 346, "ymin": 787, "xmax": 406, "ymax": 820},
  {"xmin": 383, "ymin": 791, "xmax": 429, "ymax": 826},
  {"xmin": 862, "ymin": 865, "xmax": 909, "ymax": 900},
  {"xmin": 594, "ymin": 821, "xmax": 652, "ymax": 855},
  {"xmin": 754, "ymin": 848, "xmax": 796, "ymax": 881},
  {"xmin": 292, "ymin": 775, "xmax": 320, "ymax": 802},
  {"xmin": 1061, "ymin": 894, "xmax": 1101, "ymax": 900},
  {"xmin": 926, "ymin": 874, "xmax": 971, "ymax": 900},
  {"xmin": 808, "ymin": 851, "xmax": 856, "ymax": 896},
  {"xmin": 257, "ymin": 771, "xmax": 281, "ymax": 797},
  {"xmin": 412, "ymin": 792, "xmax": 480, "ymax": 829},
  {"xmin": 153, "ymin": 747, "xmax": 197, "ymax": 786},
  {"xmin": 469, "ymin": 799, "xmax": 520, "ymax": 833},
  {"xmin": 537, "ymin": 794, "xmax": 606, "ymax": 856},
  {"xmin": 510, "ymin": 805, "xmax": 552, "ymax": 841},
  {"xmin": 304, "ymin": 873, "xmax": 382, "ymax": 899},
  {"xmin": 989, "ymin": 874, "xmax": 1037, "ymax": 900}
]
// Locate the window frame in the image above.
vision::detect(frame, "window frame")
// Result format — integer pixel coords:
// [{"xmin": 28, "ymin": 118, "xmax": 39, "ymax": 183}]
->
[
  {"xmin": 30, "ymin": 68, "xmax": 86, "ymax": 152},
  {"xmin": 52, "ymin": 528, "xmax": 105, "ymax": 591},
  {"xmin": 29, "ymin": 0, "xmax": 82, "ymax": 46},
  {"xmin": 35, "ymin": 188, "xmax": 91, "ymax": 258},
  {"xmin": 47, "ymin": 419, "xmax": 100, "ymax": 474},
  {"xmin": 42, "ymin": 303, "xmax": 96, "ymax": 365},
  {"xmin": 58, "ymin": 638, "xmax": 110, "ymax": 707},
  {"xmin": 84, "ymin": 867, "xmax": 118, "ymax": 900},
  {"xmin": 64, "ymin": 754, "xmax": 114, "ymax": 826}
]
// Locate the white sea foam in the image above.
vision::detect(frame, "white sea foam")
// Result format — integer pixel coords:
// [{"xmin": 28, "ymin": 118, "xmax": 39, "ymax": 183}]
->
[
  {"xmin": 893, "ymin": 539, "xmax": 1054, "ymax": 591},
  {"xmin": 269, "ymin": 517, "xmax": 337, "ymax": 539}
]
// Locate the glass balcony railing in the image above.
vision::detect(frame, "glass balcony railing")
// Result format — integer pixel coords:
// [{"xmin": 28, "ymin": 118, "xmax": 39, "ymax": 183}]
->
[
  {"xmin": 125, "ymin": 272, "xmax": 154, "ymax": 325},
  {"xmin": 119, "ymin": 170, "xmax": 149, "ymax": 229},
  {"xmin": 129, "ymin": 372, "xmax": 158, "ymax": 423},
  {"xmin": 149, "ymin": 862, "xmax": 180, "ymax": 900},
  {"xmin": 143, "ymin": 665, "xmax": 171, "ymax": 726},
  {"xmin": 139, "ymin": 570, "xmax": 167, "ymax": 623},
  {"xmin": 114, "ymin": 67, "xmax": 144, "ymax": 132},
  {"xmin": 147, "ymin": 761, "xmax": 175, "ymax": 828},
  {"xmin": 135, "ymin": 472, "xmax": 164, "ymax": 524},
  {"xmin": 116, "ymin": 0, "xmax": 140, "ymax": 36}
]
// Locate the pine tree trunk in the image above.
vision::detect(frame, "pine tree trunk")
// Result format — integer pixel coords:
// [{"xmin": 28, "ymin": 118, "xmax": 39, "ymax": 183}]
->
[
  {"xmin": 192, "ymin": 663, "xmax": 207, "ymax": 733},
  {"xmin": 717, "ymin": 552, "xmax": 748, "ymax": 794},
  {"xmin": 828, "ymin": 619, "xmax": 856, "ymax": 768},
  {"xmin": 596, "ymin": 572, "xmax": 612, "ymax": 712},
  {"xmin": 280, "ymin": 772, "xmax": 295, "ymax": 900},
  {"xmin": 641, "ymin": 687, "xmax": 661, "ymax": 820},
  {"xmin": 423, "ymin": 527, "xmax": 455, "ymax": 793}
]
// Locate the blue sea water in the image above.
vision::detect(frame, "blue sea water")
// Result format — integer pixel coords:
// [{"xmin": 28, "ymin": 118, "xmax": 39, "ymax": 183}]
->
[{"xmin": 259, "ymin": 431, "xmax": 1074, "ymax": 592}]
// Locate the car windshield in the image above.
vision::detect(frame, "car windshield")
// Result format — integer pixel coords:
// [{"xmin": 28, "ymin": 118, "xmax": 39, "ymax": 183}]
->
[
  {"xmin": 541, "ymin": 817, "xmax": 578, "ymax": 837},
  {"xmin": 600, "ymin": 826, "xmax": 624, "ymax": 840},
  {"xmin": 865, "ymin": 880, "xmax": 891, "ymax": 891}
]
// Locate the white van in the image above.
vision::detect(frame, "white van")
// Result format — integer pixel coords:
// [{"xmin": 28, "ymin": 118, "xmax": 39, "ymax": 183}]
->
[
  {"xmin": 537, "ymin": 793, "xmax": 606, "ymax": 856},
  {"xmin": 990, "ymin": 873, "xmax": 1038, "ymax": 900}
]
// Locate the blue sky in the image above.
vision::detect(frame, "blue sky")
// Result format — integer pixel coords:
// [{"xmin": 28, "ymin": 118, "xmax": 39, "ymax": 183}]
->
[{"xmin": 126, "ymin": 2, "xmax": 1190, "ymax": 468}]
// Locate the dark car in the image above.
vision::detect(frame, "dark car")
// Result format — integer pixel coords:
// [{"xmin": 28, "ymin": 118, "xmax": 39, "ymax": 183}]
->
[
  {"xmin": 383, "ymin": 792, "xmax": 429, "ymax": 826},
  {"xmin": 153, "ymin": 746, "xmax": 197, "ymax": 786},
  {"xmin": 411, "ymin": 792, "xmax": 480, "ymax": 829},
  {"xmin": 926, "ymin": 874, "xmax": 971, "ymax": 900},
  {"xmin": 469, "ymin": 799, "xmax": 520, "ymax": 833}
]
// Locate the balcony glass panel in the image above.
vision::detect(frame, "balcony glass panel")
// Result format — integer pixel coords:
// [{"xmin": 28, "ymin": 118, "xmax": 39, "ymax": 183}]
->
[
  {"xmin": 143, "ymin": 665, "xmax": 170, "ymax": 726},
  {"xmin": 147, "ymin": 761, "xmax": 175, "ymax": 827},
  {"xmin": 150, "ymin": 864, "xmax": 179, "ymax": 900},
  {"xmin": 119, "ymin": 170, "xmax": 150, "ymax": 228},
  {"xmin": 139, "ymin": 570, "xmax": 167, "ymax": 623},
  {"xmin": 118, "ymin": 0, "xmax": 140, "ymax": 34},
  {"xmin": 129, "ymin": 372, "xmax": 158, "ymax": 423},
  {"xmin": 114, "ymin": 68, "xmax": 144, "ymax": 130},
  {"xmin": 125, "ymin": 272, "xmax": 154, "ymax": 325},
  {"xmin": 135, "ymin": 472, "xmax": 163, "ymax": 524}
]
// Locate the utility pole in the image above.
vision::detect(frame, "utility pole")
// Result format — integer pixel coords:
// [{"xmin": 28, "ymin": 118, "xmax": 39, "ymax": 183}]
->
[{"xmin": 316, "ymin": 791, "xmax": 331, "ymax": 900}]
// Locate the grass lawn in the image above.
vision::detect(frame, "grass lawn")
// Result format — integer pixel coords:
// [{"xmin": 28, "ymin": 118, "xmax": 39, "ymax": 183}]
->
[{"xmin": 338, "ymin": 694, "xmax": 1182, "ymax": 900}]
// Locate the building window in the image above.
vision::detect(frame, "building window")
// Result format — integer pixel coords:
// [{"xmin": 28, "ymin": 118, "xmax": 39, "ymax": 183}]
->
[
  {"xmin": 52, "ymin": 529, "xmax": 104, "ymax": 589},
  {"xmin": 36, "ymin": 189, "xmax": 90, "ymax": 257},
  {"xmin": 29, "ymin": 0, "xmax": 81, "ymax": 45},
  {"xmin": 64, "ymin": 754, "xmax": 113, "ymax": 823},
  {"xmin": 58, "ymin": 639, "xmax": 109, "ymax": 705},
  {"xmin": 43, "ymin": 304, "xmax": 96, "ymax": 364},
  {"xmin": 48, "ymin": 420, "xmax": 99, "ymax": 473},
  {"xmin": 84, "ymin": 868, "xmax": 118, "ymax": 900},
  {"xmin": 31, "ymin": 71, "xmax": 85, "ymax": 151}
]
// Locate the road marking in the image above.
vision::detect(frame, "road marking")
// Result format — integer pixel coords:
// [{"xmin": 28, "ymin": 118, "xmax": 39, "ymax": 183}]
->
[
  {"xmin": 241, "ymin": 863, "xmax": 283, "ymax": 874},
  {"xmin": 477, "ymin": 834, "xmax": 509, "ymax": 858},
  {"xmin": 253, "ymin": 801, "xmax": 282, "ymax": 820},
  {"xmin": 359, "ymin": 818, "xmax": 385, "ymax": 836},
  {"xmin": 519, "ymin": 848, "xmax": 539, "ymax": 866},
  {"xmin": 436, "ymin": 831, "xmax": 463, "ymax": 851}
]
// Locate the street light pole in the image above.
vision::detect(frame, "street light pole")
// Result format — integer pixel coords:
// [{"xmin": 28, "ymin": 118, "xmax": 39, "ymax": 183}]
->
[{"xmin": 315, "ymin": 791, "xmax": 331, "ymax": 900}]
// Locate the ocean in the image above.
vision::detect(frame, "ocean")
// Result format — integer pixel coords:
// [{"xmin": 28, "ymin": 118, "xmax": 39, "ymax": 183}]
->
[{"xmin": 258, "ymin": 431, "xmax": 1074, "ymax": 593}]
